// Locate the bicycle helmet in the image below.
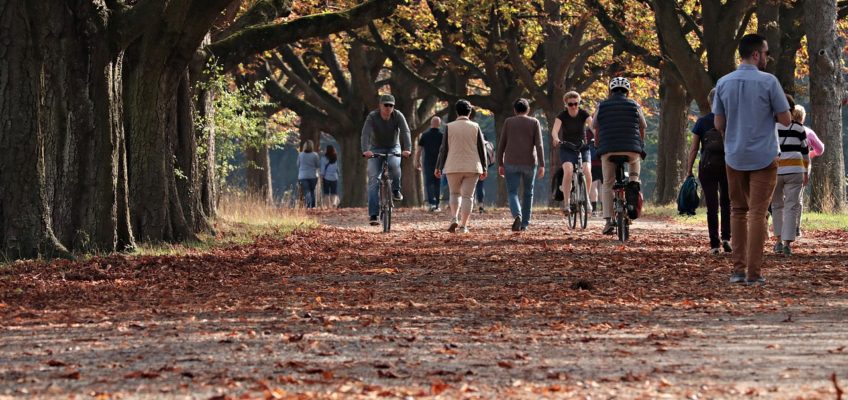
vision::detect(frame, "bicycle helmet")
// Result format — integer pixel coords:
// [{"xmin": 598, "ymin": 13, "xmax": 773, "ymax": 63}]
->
[{"xmin": 609, "ymin": 77, "xmax": 631, "ymax": 92}]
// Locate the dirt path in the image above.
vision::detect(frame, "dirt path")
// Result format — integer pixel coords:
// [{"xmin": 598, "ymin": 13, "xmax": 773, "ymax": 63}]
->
[{"xmin": 1, "ymin": 207, "xmax": 846, "ymax": 399}]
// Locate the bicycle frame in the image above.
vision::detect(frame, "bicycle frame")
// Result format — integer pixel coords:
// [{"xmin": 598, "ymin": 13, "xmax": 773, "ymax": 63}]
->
[
  {"xmin": 371, "ymin": 153, "xmax": 400, "ymax": 232},
  {"xmin": 609, "ymin": 155, "xmax": 631, "ymax": 242},
  {"xmin": 562, "ymin": 143, "xmax": 590, "ymax": 229}
]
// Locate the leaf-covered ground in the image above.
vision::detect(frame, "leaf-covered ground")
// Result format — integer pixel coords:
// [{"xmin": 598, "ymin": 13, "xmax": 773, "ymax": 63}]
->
[{"xmin": 1, "ymin": 207, "xmax": 846, "ymax": 399}]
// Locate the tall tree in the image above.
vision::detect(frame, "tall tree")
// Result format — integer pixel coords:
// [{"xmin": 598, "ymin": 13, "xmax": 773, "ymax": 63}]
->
[{"xmin": 805, "ymin": 0, "xmax": 846, "ymax": 211}]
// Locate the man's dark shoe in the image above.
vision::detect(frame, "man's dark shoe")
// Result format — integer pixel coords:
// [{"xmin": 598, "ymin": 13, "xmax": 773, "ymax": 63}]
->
[
  {"xmin": 448, "ymin": 219, "xmax": 459, "ymax": 233},
  {"xmin": 722, "ymin": 240, "xmax": 732, "ymax": 253},
  {"xmin": 511, "ymin": 216, "xmax": 521, "ymax": 232},
  {"xmin": 392, "ymin": 190, "xmax": 403, "ymax": 201},
  {"xmin": 729, "ymin": 273, "xmax": 745, "ymax": 284},
  {"xmin": 369, "ymin": 215, "xmax": 379, "ymax": 226},
  {"xmin": 602, "ymin": 219, "xmax": 615, "ymax": 235},
  {"xmin": 745, "ymin": 277, "xmax": 767, "ymax": 287},
  {"xmin": 519, "ymin": 225, "xmax": 528, "ymax": 231}
]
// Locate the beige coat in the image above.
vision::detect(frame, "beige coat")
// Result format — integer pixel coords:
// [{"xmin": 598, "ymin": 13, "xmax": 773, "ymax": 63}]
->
[{"xmin": 438, "ymin": 117, "xmax": 486, "ymax": 174}]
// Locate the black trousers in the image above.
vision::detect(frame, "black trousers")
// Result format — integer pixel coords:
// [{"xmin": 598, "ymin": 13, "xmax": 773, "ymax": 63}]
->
[{"xmin": 699, "ymin": 164, "xmax": 731, "ymax": 248}]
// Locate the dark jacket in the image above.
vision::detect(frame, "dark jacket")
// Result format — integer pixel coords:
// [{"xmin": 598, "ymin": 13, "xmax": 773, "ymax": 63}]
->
[{"xmin": 595, "ymin": 93, "xmax": 643, "ymax": 156}]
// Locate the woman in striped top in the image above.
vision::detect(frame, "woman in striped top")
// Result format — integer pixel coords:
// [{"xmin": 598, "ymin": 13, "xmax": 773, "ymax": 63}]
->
[{"xmin": 771, "ymin": 96, "xmax": 810, "ymax": 256}]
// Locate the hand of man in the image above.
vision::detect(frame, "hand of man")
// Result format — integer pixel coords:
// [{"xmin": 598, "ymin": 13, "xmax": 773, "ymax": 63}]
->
[
  {"xmin": 401, "ymin": 150, "xmax": 411, "ymax": 158},
  {"xmin": 498, "ymin": 166, "xmax": 505, "ymax": 177},
  {"xmin": 537, "ymin": 167, "xmax": 545, "ymax": 178},
  {"xmin": 363, "ymin": 151, "xmax": 373, "ymax": 158},
  {"xmin": 480, "ymin": 171, "xmax": 488, "ymax": 181},
  {"xmin": 552, "ymin": 139, "xmax": 560, "ymax": 148},
  {"xmin": 434, "ymin": 169, "xmax": 442, "ymax": 179}
]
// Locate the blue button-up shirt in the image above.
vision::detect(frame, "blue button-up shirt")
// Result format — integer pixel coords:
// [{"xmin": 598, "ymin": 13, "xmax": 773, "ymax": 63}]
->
[{"xmin": 713, "ymin": 64, "xmax": 790, "ymax": 171}]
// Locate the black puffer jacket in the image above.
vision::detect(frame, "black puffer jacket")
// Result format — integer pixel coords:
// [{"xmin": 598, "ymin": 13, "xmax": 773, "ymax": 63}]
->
[{"xmin": 595, "ymin": 93, "xmax": 643, "ymax": 156}]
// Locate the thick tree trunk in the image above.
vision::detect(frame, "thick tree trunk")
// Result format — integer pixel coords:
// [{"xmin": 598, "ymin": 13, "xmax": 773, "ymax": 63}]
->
[
  {"xmin": 245, "ymin": 145, "xmax": 273, "ymax": 203},
  {"xmin": 175, "ymin": 72, "xmax": 210, "ymax": 232},
  {"xmin": 338, "ymin": 133, "xmax": 368, "ymax": 207},
  {"xmin": 654, "ymin": 67, "xmax": 690, "ymax": 204},
  {"xmin": 806, "ymin": 0, "xmax": 846, "ymax": 212},
  {"xmin": 0, "ymin": 0, "xmax": 69, "ymax": 259},
  {"xmin": 195, "ymin": 85, "xmax": 218, "ymax": 218}
]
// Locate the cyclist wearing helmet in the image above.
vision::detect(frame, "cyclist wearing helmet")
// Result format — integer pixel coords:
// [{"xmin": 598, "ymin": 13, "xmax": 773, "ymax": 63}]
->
[{"xmin": 592, "ymin": 77, "xmax": 647, "ymax": 235}]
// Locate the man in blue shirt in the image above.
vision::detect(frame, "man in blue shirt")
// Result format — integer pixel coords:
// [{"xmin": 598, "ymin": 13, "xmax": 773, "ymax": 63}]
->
[
  {"xmin": 415, "ymin": 117, "xmax": 444, "ymax": 212},
  {"xmin": 713, "ymin": 33, "xmax": 791, "ymax": 286}
]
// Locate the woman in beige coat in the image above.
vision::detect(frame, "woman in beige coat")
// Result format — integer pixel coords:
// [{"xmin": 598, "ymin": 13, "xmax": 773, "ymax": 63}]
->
[{"xmin": 435, "ymin": 100, "xmax": 489, "ymax": 233}]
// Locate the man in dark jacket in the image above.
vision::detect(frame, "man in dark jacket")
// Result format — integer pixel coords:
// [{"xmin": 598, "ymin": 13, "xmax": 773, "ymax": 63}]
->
[
  {"xmin": 592, "ymin": 77, "xmax": 647, "ymax": 234},
  {"xmin": 415, "ymin": 116, "xmax": 443, "ymax": 212}
]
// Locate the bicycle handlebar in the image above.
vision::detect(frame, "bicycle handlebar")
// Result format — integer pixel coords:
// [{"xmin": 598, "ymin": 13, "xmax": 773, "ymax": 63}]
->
[{"xmin": 365, "ymin": 152, "xmax": 402, "ymax": 158}]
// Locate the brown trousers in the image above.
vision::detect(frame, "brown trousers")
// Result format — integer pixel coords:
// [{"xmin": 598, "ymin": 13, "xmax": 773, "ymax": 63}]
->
[{"xmin": 726, "ymin": 161, "xmax": 778, "ymax": 280}]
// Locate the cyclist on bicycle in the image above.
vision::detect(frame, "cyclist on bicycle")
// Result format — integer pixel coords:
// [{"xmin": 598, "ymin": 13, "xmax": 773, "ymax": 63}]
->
[
  {"xmin": 361, "ymin": 94, "xmax": 412, "ymax": 226},
  {"xmin": 592, "ymin": 77, "xmax": 647, "ymax": 235},
  {"xmin": 551, "ymin": 91, "xmax": 593, "ymax": 216}
]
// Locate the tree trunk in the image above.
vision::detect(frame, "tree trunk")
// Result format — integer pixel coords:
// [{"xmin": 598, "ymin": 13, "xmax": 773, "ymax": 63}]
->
[
  {"xmin": 245, "ymin": 144, "xmax": 273, "ymax": 203},
  {"xmin": 493, "ymin": 112, "xmax": 509, "ymax": 207},
  {"xmin": 806, "ymin": 0, "xmax": 846, "ymax": 212},
  {"xmin": 654, "ymin": 67, "xmax": 690, "ymax": 204},
  {"xmin": 338, "ymin": 132, "xmax": 368, "ymax": 207},
  {"xmin": 195, "ymin": 84, "xmax": 218, "ymax": 218},
  {"xmin": 0, "ymin": 0, "xmax": 70, "ymax": 259}
]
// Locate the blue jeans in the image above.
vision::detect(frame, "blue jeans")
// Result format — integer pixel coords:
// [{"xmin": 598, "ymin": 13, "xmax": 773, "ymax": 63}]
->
[
  {"xmin": 475, "ymin": 179, "xmax": 485, "ymax": 204},
  {"xmin": 299, "ymin": 178, "xmax": 318, "ymax": 208},
  {"xmin": 367, "ymin": 147, "xmax": 402, "ymax": 217},
  {"xmin": 504, "ymin": 164, "xmax": 537, "ymax": 227},
  {"xmin": 423, "ymin": 163, "xmax": 441, "ymax": 206}
]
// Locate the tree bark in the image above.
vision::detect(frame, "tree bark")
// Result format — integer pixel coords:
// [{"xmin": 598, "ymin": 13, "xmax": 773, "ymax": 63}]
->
[
  {"xmin": 0, "ymin": 0, "xmax": 70, "ymax": 259},
  {"xmin": 338, "ymin": 133, "xmax": 368, "ymax": 207},
  {"xmin": 245, "ymin": 144, "xmax": 273, "ymax": 204},
  {"xmin": 806, "ymin": 0, "xmax": 846, "ymax": 212},
  {"xmin": 654, "ymin": 67, "xmax": 690, "ymax": 205}
]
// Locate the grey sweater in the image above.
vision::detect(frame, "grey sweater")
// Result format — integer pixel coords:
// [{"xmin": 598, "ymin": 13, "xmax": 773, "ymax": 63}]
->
[{"xmin": 360, "ymin": 109, "xmax": 412, "ymax": 152}]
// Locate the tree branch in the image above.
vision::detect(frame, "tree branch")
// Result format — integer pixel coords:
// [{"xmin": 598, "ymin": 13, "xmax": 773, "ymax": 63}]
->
[
  {"xmin": 585, "ymin": 0, "xmax": 662, "ymax": 68},
  {"xmin": 213, "ymin": 0, "xmax": 292, "ymax": 42},
  {"xmin": 108, "ymin": 0, "xmax": 167, "ymax": 53},
  {"xmin": 208, "ymin": 0, "xmax": 403, "ymax": 72}
]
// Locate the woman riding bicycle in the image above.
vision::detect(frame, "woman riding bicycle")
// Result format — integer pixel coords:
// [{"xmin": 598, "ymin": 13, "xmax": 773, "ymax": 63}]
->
[
  {"xmin": 592, "ymin": 77, "xmax": 647, "ymax": 235},
  {"xmin": 551, "ymin": 91, "xmax": 593, "ymax": 216}
]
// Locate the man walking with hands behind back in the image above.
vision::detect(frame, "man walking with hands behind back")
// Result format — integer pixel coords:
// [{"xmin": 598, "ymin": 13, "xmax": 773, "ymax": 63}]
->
[
  {"xmin": 713, "ymin": 33, "xmax": 791, "ymax": 286},
  {"xmin": 497, "ymin": 98, "xmax": 545, "ymax": 232}
]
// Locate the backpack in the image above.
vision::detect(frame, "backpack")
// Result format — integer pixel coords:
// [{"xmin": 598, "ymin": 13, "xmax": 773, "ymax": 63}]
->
[
  {"xmin": 700, "ymin": 128, "xmax": 725, "ymax": 173},
  {"xmin": 484, "ymin": 140, "xmax": 495, "ymax": 167},
  {"xmin": 677, "ymin": 175, "xmax": 700, "ymax": 216}
]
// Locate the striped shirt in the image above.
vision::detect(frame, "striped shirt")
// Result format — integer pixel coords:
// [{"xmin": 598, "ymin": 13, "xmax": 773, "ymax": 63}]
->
[{"xmin": 776, "ymin": 122, "xmax": 810, "ymax": 175}]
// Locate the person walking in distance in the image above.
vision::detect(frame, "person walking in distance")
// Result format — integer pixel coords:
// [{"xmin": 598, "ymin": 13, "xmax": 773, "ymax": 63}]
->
[
  {"xmin": 297, "ymin": 140, "xmax": 321, "ymax": 209},
  {"xmin": 415, "ymin": 117, "xmax": 444, "ymax": 212},
  {"xmin": 320, "ymin": 145, "xmax": 340, "ymax": 208},
  {"xmin": 497, "ymin": 98, "xmax": 545, "ymax": 232},
  {"xmin": 361, "ymin": 94, "xmax": 412, "ymax": 226},
  {"xmin": 434, "ymin": 100, "xmax": 489, "ymax": 233},
  {"xmin": 771, "ymin": 95, "xmax": 810, "ymax": 256},
  {"xmin": 592, "ymin": 77, "xmax": 647, "ymax": 235},
  {"xmin": 790, "ymin": 104, "xmax": 825, "ymax": 237},
  {"xmin": 712, "ymin": 33, "xmax": 791, "ymax": 286},
  {"xmin": 551, "ymin": 91, "xmax": 593, "ymax": 217},
  {"xmin": 686, "ymin": 88, "xmax": 732, "ymax": 255}
]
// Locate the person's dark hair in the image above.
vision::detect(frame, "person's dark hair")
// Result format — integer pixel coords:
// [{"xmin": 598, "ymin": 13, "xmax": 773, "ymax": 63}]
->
[
  {"xmin": 513, "ymin": 98, "xmax": 529, "ymax": 113},
  {"xmin": 785, "ymin": 94, "xmax": 795, "ymax": 111},
  {"xmin": 738, "ymin": 33, "xmax": 767, "ymax": 59},
  {"xmin": 455, "ymin": 99, "xmax": 472, "ymax": 116},
  {"xmin": 325, "ymin": 145, "xmax": 337, "ymax": 163},
  {"xmin": 611, "ymin": 87, "xmax": 628, "ymax": 95}
]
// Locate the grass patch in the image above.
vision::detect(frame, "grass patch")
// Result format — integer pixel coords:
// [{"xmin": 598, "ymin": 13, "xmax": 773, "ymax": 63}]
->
[
  {"xmin": 641, "ymin": 203, "xmax": 848, "ymax": 231},
  {"xmin": 135, "ymin": 194, "xmax": 316, "ymax": 256}
]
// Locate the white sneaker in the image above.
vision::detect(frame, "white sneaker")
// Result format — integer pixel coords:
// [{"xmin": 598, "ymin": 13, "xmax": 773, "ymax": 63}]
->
[{"xmin": 709, "ymin": 247, "xmax": 720, "ymax": 255}]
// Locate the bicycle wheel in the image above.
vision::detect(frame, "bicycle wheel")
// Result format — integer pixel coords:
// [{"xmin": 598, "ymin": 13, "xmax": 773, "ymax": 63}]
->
[
  {"xmin": 616, "ymin": 208, "xmax": 627, "ymax": 242},
  {"xmin": 567, "ymin": 194, "xmax": 577, "ymax": 229},
  {"xmin": 578, "ymin": 175, "xmax": 589, "ymax": 229},
  {"xmin": 380, "ymin": 180, "xmax": 392, "ymax": 232},
  {"xmin": 383, "ymin": 205, "xmax": 392, "ymax": 233}
]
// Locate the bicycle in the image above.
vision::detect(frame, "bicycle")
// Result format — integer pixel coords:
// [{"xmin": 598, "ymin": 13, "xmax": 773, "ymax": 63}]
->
[
  {"xmin": 369, "ymin": 153, "xmax": 401, "ymax": 233},
  {"xmin": 608, "ymin": 155, "xmax": 632, "ymax": 242},
  {"xmin": 561, "ymin": 142, "xmax": 590, "ymax": 229}
]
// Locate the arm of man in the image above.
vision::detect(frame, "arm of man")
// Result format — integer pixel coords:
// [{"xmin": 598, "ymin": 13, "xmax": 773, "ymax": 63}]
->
[
  {"xmin": 361, "ymin": 113, "xmax": 374, "ymax": 156},
  {"xmin": 414, "ymin": 146, "xmax": 423, "ymax": 170},
  {"xmin": 534, "ymin": 118, "xmax": 545, "ymax": 177},
  {"xmin": 496, "ymin": 119, "xmax": 508, "ymax": 176},
  {"xmin": 687, "ymin": 134, "xmax": 700, "ymax": 176},
  {"xmin": 770, "ymin": 77, "xmax": 792, "ymax": 127},
  {"xmin": 396, "ymin": 111, "xmax": 412, "ymax": 155}
]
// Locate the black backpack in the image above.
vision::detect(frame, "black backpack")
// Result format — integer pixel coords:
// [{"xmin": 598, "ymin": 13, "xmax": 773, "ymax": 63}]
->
[{"xmin": 700, "ymin": 128, "xmax": 725, "ymax": 173}]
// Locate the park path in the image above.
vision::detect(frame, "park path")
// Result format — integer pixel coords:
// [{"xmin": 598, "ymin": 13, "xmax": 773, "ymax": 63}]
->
[{"xmin": 0, "ymin": 207, "xmax": 846, "ymax": 399}]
